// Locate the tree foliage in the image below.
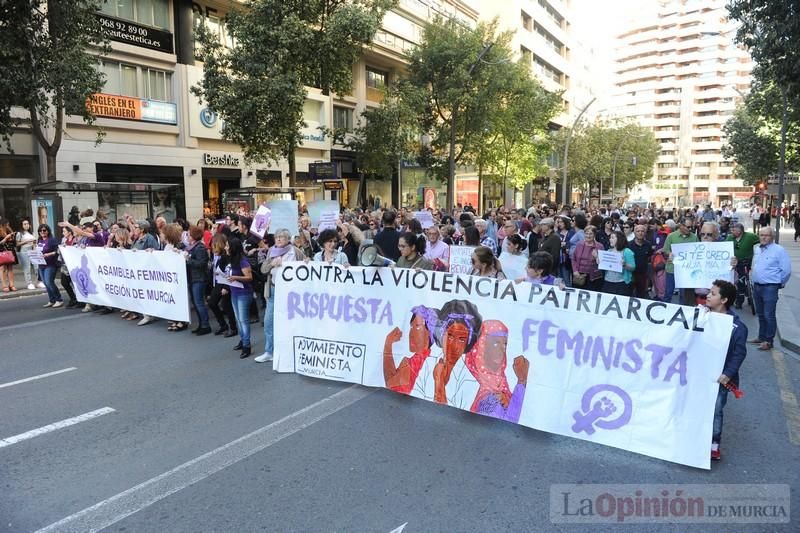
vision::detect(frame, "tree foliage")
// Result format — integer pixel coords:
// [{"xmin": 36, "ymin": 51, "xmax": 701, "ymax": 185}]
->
[
  {"xmin": 0, "ymin": 0, "xmax": 109, "ymax": 179},
  {"xmin": 553, "ymin": 122, "xmax": 660, "ymax": 194},
  {"xmin": 193, "ymin": 0, "xmax": 394, "ymax": 185},
  {"xmin": 396, "ymin": 17, "xmax": 559, "ymax": 193}
]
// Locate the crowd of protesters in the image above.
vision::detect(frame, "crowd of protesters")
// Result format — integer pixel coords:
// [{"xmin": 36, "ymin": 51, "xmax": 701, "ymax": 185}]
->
[{"xmin": 2, "ymin": 197, "xmax": 795, "ymax": 462}]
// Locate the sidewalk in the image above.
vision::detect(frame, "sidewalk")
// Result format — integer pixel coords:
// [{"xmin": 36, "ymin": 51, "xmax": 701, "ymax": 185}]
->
[
  {"xmin": 0, "ymin": 263, "xmax": 63, "ymax": 300},
  {"xmin": 776, "ymin": 224, "xmax": 800, "ymax": 355}
]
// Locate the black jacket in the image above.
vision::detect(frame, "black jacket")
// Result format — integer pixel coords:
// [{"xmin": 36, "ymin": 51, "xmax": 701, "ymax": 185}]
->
[
  {"xmin": 187, "ymin": 242, "xmax": 209, "ymax": 283},
  {"xmin": 374, "ymin": 227, "xmax": 401, "ymax": 261},
  {"xmin": 722, "ymin": 310, "xmax": 748, "ymax": 385},
  {"xmin": 538, "ymin": 232, "xmax": 561, "ymax": 269}
]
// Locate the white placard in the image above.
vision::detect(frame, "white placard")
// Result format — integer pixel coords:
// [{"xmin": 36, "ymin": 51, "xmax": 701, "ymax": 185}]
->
[
  {"xmin": 27, "ymin": 249, "xmax": 46, "ymax": 266},
  {"xmin": 308, "ymin": 200, "xmax": 340, "ymax": 231},
  {"xmin": 413, "ymin": 211, "xmax": 435, "ymax": 229},
  {"xmin": 267, "ymin": 200, "xmax": 299, "ymax": 236},
  {"xmin": 448, "ymin": 245, "xmax": 475, "ymax": 274},
  {"xmin": 598, "ymin": 250, "xmax": 623, "ymax": 273},
  {"xmin": 273, "ymin": 265, "xmax": 733, "ymax": 469},
  {"xmin": 672, "ymin": 241, "xmax": 735, "ymax": 289},
  {"xmin": 59, "ymin": 246, "xmax": 190, "ymax": 322},
  {"xmin": 214, "ymin": 266, "xmax": 243, "ymax": 288},
  {"xmin": 249, "ymin": 205, "xmax": 271, "ymax": 239}
]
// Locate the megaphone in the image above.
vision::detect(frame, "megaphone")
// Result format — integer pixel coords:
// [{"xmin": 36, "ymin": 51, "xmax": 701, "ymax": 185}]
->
[{"xmin": 360, "ymin": 245, "xmax": 392, "ymax": 267}]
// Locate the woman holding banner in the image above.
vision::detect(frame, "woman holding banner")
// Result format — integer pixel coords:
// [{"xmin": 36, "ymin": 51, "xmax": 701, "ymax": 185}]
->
[
  {"xmin": 207, "ymin": 234, "xmax": 237, "ymax": 337},
  {"xmin": 469, "ymin": 246, "xmax": 506, "ymax": 279},
  {"xmin": 161, "ymin": 224, "xmax": 187, "ymax": 332},
  {"xmin": 396, "ymin": 232, "xmax": 434, "ymax": 270},
  {"xmin": 225, "ymin": 238, "xmax": 254, "ymax": 358},
  {"xmin": 464, "ymin": 320, "xmax": 529, "ymax": 423},
  {"xmin": 312, "ymin": 229, "xmax": 349, "ymax": 266},
  {"xmin": 382, "ymin": 305, "xmax": 439, "ymax": 394},
  {"xmin": 185, "ymin": 225, "xmax": 212, "ymax": 336},
  {"xmin": 255, "ymin": 229, "xmax": 305, "ymax": 363}
]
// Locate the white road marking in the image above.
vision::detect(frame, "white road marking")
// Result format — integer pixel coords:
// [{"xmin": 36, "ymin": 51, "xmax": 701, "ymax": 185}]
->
[
  {"xmin": 0, "ymin": 407, "xmax": 115, "ymax": 449},
  {"xmin": 0, "ymin": 314, "xmax": 83, "ymax": 333},
  {"xmin": 35, "ymin": 385, "xmax": 372, "ymax": 533},
  {"xmin": 389, "ymin": 522, "xmax": 408, "ymax": 533},
  {"xmin": 0, "ymin": 367, "xmax": 77, "ymax": 390}
]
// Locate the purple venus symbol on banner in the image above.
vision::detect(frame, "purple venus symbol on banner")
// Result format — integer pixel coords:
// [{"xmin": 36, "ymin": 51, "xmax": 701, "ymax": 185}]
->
[
  {"xmin": 571, "ymin": 384, "xmax": 632, "ymax": 435},
  {"xmin": 71, "ymin": 254, "xmax": 98, "ymax": 298}
]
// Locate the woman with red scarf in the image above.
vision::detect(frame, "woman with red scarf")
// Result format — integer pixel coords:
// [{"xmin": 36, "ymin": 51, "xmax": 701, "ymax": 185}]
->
[
  {"xmin": 382, "ymin": 305, "xmax": 439, "ymax": 394},
  {"xmin": 464, "ymin": 320, "xmax": 529, "ymax": 423}
]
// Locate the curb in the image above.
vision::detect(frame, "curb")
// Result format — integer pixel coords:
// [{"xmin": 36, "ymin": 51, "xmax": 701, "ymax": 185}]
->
[
  {"xmin": 777, "ymin": 294, "xmax": 800, "ymax": 356},
  {"xmin": 0, "ymin": 284, "xmax": 66, "ymax": 301}
]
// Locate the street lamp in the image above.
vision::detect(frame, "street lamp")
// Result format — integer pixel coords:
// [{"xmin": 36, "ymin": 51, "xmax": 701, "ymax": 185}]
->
[{"xmin": 447, "ymin": 42, "xmax": 495, "ymax": 212}]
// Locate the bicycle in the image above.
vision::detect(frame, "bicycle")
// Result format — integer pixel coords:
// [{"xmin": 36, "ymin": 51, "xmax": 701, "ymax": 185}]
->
[{"xmin": 735, "ymin": 263, "xmax": 756, "ymax": 315}]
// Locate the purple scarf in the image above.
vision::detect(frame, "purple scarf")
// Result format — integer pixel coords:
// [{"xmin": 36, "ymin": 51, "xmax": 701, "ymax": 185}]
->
[{"xmin": 269, "ymin": 244, "xmax": 291, "ymax": 258}]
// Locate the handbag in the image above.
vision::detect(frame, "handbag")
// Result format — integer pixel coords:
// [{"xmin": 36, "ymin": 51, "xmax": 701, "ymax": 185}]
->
[
  {"xmin": 0, "ymin": 250, "xmax": 14, "ymax": 265},
  {"xmin": 571, "ymin": 243, "xmax": 589, "ymax": 287}
]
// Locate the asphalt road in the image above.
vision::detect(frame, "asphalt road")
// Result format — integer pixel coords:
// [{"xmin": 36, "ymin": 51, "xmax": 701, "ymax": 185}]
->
[{"xmin": 1, "ymin": 278, "xmax": 799, "ymax": 532}]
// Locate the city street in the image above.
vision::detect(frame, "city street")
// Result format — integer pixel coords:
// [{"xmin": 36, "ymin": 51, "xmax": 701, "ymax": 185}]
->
[{"xmin": 1, "ymin": 239, "xmax": 799, "ymax": 533}]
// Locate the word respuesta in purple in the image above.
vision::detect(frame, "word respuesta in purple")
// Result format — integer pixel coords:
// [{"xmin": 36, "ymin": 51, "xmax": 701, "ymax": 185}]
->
[
  {"xmin": 571, "ymin": 384, "xmax": 633, "ymax": 435},
  {"xmin": 286, "ymin": 291, "xmax": 393, "ymax": 326}
]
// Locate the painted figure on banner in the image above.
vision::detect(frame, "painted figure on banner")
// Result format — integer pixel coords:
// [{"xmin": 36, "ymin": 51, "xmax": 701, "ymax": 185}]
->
[
  {"xmin": 464, "ymin": 320, "xmax": 528, "ymax": 423},
  {"xmin": 382, "ymin": 305, "xmax": 439, "ymax": 394},
  {"xmin": 427, "ymin": 299, "xmax": 482, "ymax": 409}
]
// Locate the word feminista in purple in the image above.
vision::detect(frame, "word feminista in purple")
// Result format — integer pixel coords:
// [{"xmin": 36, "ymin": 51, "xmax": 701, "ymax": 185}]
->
[{"xmin": 71, "ymin": 254, "xmax": 98, "ymax": 298}]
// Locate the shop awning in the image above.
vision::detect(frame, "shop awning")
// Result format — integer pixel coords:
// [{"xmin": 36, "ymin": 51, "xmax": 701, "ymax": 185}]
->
[{"xmin": 31, "ymin": 180, "xmax": 178, "ymax": 194}]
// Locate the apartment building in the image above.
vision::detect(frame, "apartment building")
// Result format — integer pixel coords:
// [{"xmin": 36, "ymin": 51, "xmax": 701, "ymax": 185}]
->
[
  {"xmin": 611, "ymin": 0, "xmax": 753, "ymax": 208},
  {"xmin": 0, "ymin": 0, "xmax": 478, "ymax": 227}
]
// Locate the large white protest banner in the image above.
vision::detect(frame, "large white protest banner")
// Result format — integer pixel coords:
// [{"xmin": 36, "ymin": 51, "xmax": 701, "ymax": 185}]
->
[
  {"xmin": 267, "ymin": 199, "xmax": 299, "ymax": 236},
  {"xmin": 449, "ymin": 245, "xmax": 474, "ymax": 274},
  {"xmin": 672, "ymin": 241, "xmax": 734, "ymax": 289},
  {"xmin": 60, "ymin": 246, "xmax": 190, "ymax": 322},
  {"xmin": 273, "ymin": 265, "xmax": 733, "ymax": 469}
]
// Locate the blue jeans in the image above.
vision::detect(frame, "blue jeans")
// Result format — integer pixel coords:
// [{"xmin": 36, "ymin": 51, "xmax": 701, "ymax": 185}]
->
[
  {"xmin": 712, "ymin": 385, "xmax": 728, "ymax": 444},
  {"xmin": 663, "ymin": 272, "xmax": 694, "ymax": 305},
  {"xmin": 38, "ymin": 265, "xmax": 62, "ymax": 303},
  {"xmin": 190, "ymin": 281, "xmax": 209, "ymax": 328},
  {"xmin": 263, "ymin": 286, "xmax": 275, "ymax": 354},
  {"xmin": 753, "ymin": 283, "xmax": 779, "ymax": 343},
  {"xmin": 663, "ymin": 272, "xmax": 675, "ymax": 303},
  {"xmin": 231, "ymin": 291, "xmax": 253, "ymax": 348}
]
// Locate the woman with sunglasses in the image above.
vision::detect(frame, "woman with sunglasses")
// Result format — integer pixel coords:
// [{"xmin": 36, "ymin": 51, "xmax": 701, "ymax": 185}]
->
[{"xmin": 37, "ymin": 224, "xmax": 63, "ymax": 307}]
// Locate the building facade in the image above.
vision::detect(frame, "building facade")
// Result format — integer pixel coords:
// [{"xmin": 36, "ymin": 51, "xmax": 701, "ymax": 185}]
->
[
  {"xmin": 611, "ymin": 0, "xmax": 753, "ymax": 208},
  {"xmin": 0, "ymin": 0, "xmax": 478, "ymax": 227}
]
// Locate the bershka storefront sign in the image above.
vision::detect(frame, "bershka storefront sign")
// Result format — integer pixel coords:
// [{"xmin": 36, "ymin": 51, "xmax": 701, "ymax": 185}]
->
[
  {"xmin": 203, "ymin": 153, "xmax": 240, "ymax": 166},
  {"xmin": 97, "ymin": 13, "xmax": 174, "ymax": 54},
  {"xmin": 88, "ymin": 94, "xmax": 177, "ymax": 125}
]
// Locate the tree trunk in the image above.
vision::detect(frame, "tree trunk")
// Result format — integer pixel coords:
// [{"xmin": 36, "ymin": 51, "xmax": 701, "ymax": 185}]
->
[
  {"xmin": 359, "ymin": 171, "xmax": 368, "ymax": 210},
  {"xmin": 288, "ymin": 145, "xmax": 297, "ymax": 188},
  {"xmin": 46, "ymin": 150, "xmax": 57, "ymax": 180}
]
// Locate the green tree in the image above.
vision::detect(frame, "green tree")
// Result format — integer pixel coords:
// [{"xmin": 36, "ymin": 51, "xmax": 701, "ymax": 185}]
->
[
  {"xmin": 553, "ymin": 122, "xmax": 658, "ymax": 199},
  {"xmin": 474, "ymin": 61, "xmax": 561, "ymax": 196},
  {"xmin": 722, "ymin": 107, "xmax": 777, "ymax": 184},
  {"xmin": 193, "ymin": 0, "xmax": 394, "ymax": 187},
  {"xmin": 402, "ymin": 17, "xmax": 523, "ymax": 208},
  {"xmin": 0, "ymin": 0, "xmax": 109, "ymax": 180}
]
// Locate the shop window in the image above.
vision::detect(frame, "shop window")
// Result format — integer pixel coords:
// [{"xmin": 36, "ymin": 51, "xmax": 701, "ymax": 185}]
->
[
  {"xmin": 333, "ymin": 106, "xmax": 353, "ymax": 131},
  {"xmin": 101, "ymin": 0, "xmax": 169, "ymax": 30}
]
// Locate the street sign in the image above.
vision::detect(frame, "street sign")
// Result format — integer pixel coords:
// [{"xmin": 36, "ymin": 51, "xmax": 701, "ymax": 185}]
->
[{"xmin": 309, "ymin": 162, "xmax": 339, "ymax": 180}]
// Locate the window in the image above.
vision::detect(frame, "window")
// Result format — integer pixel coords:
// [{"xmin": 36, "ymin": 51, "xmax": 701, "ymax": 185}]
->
[
  {"xmin": 521, "ymin": 10, "xmax": 532, "ymax": 31},
  {"xmin": 101, "ymin": 62, "xmax": 138, "ymax": 97},
  {"xmin": 333, "ymin": 106, "xmax": 353, "ymax": 131},
  {"xmin": 520, "ymin": 45, "xmax": 532, "ymax": 64},
  {"xmin": 100, "ymin": 61, "xmax": 172, "ymax": 101},
  {"xmin": 101, "ymin": 0, "xmax": 169, "ymax": 30},
  {"xmin": 366, "ymin": 67, "xmax": 388, "ymax": 89},
  {"xmin": 144, "ymin": 68, "xmax": 171, "ymax": 101}
]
